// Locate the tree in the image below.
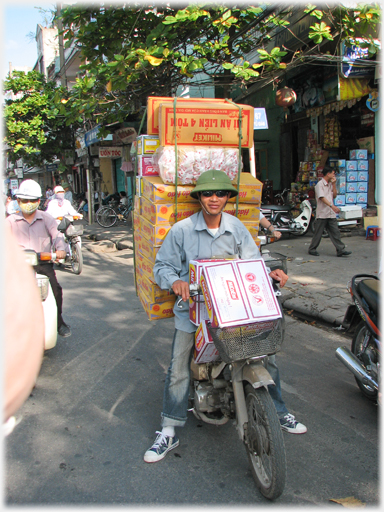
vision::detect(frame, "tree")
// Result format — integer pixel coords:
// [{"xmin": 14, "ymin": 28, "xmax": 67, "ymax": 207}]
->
[
  {"xmin": 3, "ymin": 70, "xmax": 78, "ymax": 167},
  {"xmin": 57, "ymin": 2, "xmax": 380, "ymax": 131}
]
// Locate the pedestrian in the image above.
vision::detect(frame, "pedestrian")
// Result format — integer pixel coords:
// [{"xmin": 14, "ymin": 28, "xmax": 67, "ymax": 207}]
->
[
  {"xmin": 144, "ymin": 170, "xmax": 306, "ymax": 464},
  {"xmin": 6, "ymin": 179, "xmax": 72, "ymax": 338},
  {"xmin": 308, "ymin": 165, "xmax": 351, "ymax": 257},
  {"xmin": 61, "ymin": 182, "xmax": 73, "ymax": 205}
]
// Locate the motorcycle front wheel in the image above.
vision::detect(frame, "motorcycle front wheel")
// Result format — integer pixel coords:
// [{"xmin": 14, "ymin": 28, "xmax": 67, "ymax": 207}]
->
[
  {"xmin": 96, "ymin": 207, "xmax": 117, "ymax": 228},
  {"xmin": 70, "ymin": 241, "xmax": 83, "ymax": 275},
  {"xmin": 244, "ymin": 385, "xmax": 286, "ymax": 500},
  {"xmin": 351, "ymin": 321, "xmax": 378, "ymax": 401}
]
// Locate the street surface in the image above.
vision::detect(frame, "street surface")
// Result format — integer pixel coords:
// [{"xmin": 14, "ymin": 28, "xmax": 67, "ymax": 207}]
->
[{"xmin": 5, "ymin": 237, "xmax": 379, "ymax": 506}]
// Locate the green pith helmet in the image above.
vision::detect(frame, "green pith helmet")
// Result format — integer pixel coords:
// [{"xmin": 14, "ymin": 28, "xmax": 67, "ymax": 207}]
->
[{"xmin": 190, "ymin": 170, "xmax": 238, "ymax": 199}]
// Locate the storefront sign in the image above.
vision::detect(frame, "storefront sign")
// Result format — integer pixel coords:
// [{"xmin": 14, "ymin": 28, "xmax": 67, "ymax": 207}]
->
[
  {"xmin": 340, "ymin": 40, "xmax": 376, "ymax": 78},
  {"xmin": 116, "ymin": 126, "xmax": 137, "ymax": 144},
  {"xmin": 76, "ymin": 147, "xmax": 88, "ymax": 158},
  {"xmin": 46, "ymin": 163, "xmax": 58, "ymax": 172},
  {"xmin": 15, "ymin": 168, "xmax": 24, "ymax": 178},
  {"xmin": 10, "ymin": 179, "xmax": 18, "ymax": 191},
  {"xmin": 338, "ymin": 76, "xmax": 370, "ymax": 101},
  {"xmin": 253, "ymin": 108, "xmax": 268, "ymax": 129},
  {"xmin": 99, "ymin": 147, "xmax": 123, "ymax": 158},
  {"xmin": 85, "ymin": 124, "xmax": 113, "ymax": 147}
]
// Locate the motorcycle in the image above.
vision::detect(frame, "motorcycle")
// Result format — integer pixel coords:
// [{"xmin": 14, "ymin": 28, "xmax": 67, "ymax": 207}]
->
[
  {"xmin": 179, "ymin": 254, "xmax": 288, "ymax": 500},
  {"xmin": 335, "ymin": 274, "xmax": 380, "ymax": 402},
  {"xmin": 24, "ymin": 250, "xmax": 58, "ymax": 350},
  {"xmin": 261, "ymin": 194, "xmax": 313, "ymax": 236},
  {"xmin": 57, "ymin": 215, "xmax": 84, "ymax": 275}
]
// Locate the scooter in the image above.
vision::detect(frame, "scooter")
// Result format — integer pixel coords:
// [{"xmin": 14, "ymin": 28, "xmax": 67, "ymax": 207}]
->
[
  {"xmin": 24, "ymin": 250, "xmax": 58, "ymax": 350},
  {"xmin": 335, "ymin": 274, "xmax": 380, "ymax": 402},
  {"xmin": 178, "ymin": 256, "xmax": 287, "ymax": 500},
  {"xmin": 57, "ymin": 215, "xmax": 84, "ymax": 275},
  {"xmin": 261, "ymin": 195, "xmax": 312, "ymax": 236}
]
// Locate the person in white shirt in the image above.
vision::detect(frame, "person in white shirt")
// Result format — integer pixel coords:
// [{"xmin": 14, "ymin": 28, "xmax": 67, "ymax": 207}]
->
[
  {"xmin": 61, "ymin": 182, "xmax": 73, "ymax": 205},
  {"xmin": 46, "ymin": 186, "xmax": 82, "ymax": 220}
]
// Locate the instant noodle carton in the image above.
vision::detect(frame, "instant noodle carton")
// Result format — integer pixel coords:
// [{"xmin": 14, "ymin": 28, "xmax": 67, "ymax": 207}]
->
[
  {"xmin": 159, "ymin": 102, "xmax": 254, "ymax": 148},
  {"xmin": 241, "ymin": 220, "xmax": 260, "ymax": 240},
  {"xmin": 135, "ymin": 251, "xmax": 157, "ymax": 284},
  {"xmin": 134, "ymin": 195, "xmax": 141, "ymax": 216},
  {"xmin": 228, "ymin": 172, "xmax": 263, "ymax": 205},
  {"xmin": 138, "ymin": 290, "xmax": 176, "ymax": 321},
  {"xmin": 137, "ymin": 154, "xmax": 159, "ymax": 177},
  {"xmin": 200, "ymin": 259, "xmax": 281, "ymax": 329},
  {"xmin": 139, "ymin": 235, "xmax": 161, "ymax": 265},
  {"xmin": 142, "ymin": 176, "xmax": 197, "ymax": 204},
  {"xmin": 139, "ymin": 271, "xmax": 174, "ymax": 303},
  {"xmin": 223, "ymin": 203, "xmax": 260, "ymax": 221},
  {"xmin": 136, "ymin": 135, "xmax": 160, "ymax": 155},
  {"xmin": 141, "ymin": 196, "xmax": 201, "ymax": 225},
  {"xmin": 194, "ymin": 320, "xmax": 220, "ymax": 364},
  {"xmin": 139, "ymin": 215, "xmax": 171, "ymax": 246}
]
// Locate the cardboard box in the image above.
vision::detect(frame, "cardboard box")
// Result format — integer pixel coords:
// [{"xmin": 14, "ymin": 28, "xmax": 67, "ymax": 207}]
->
[
  {"xmin": 346, "ymin": 161, "xmax": 358, "ymax": 171},
  {"xmin": 357, "ymin": 136, "xmax": 374, "ymax": 154},
  {"xmin": 356, "ymin": 192, "xmax": 368, "ymax": 204},
  {"xmin": 139, "ymin": 235, "xmax": 161, "ymax": 265},
  {"xmin": 135, "ymin": 251, "xmax": 157, "ymax": 283},
  {"xmin": 139, "ymin": 271, "xmax": 173, "ymax": 303},
  {"xmin": 136, "ymin": 135, "xmax": 160, "ymax": 155},
  {"xmin": 134, "ymin": 195, "xmax": 141, "ymax": 216},
  {"xmin": 142, "ymin": 176, "xmax": 197, "ymax": 204},
  {"xmin": 133, "ymin": 211, "xmax": 141, "ymax": 231},
  {"xmin": 200, "ymin": 259, "xmax": 282, "ymax": 329},
  {"xmin": 357, "ymin": 160, "xmax": 369, "ymax": 171},
  {"xmin": 357, "ymin": 170, "xmax": 369, "ymax": 182},
  {"xmin": 346, "ymin": 182, "xmax": 357, "ymax": 193},
  {"xmin": 334, "ymin": 195, "xmax": 346, "ymax": 206},
  {"xmin": 194, "ymin": 321, "xmax": 220, "ymax": 364},
  {"xmin": 356, "ymin": 181, "xmax": 368, "ymax": 193},
  {"xmin": 350, "ymin": 149, "xmax": 368, "ymax": 160},
  {"xmin": 137, "ymin": 155, "xmax": 159, "ymax": 177},
  {"xmin": 147, "ymin": 96, "xmax": 228, "ymax": 135},
  {"xmin": 242, "ymin": 220, "xmax": 261, "ymax": 241},
  {"xmin": 139, "ymin": 215, "xmax": 171, "ymax": 246},
  {"xmin": 223, "ymin": 203, "xmax": 261, "ymax": 221},
  {"xmin": 345, "ymin": 193, "xmax": 357, "ymax": 204},
  {"xmin": 346, "ymin": 171, "xmax": 357, "ymax": 182},
  {"xmin": 138, "ymin": 290, "xmax": 176, "ymax": 321},
  {"xmin": 159, "ymin": 102, "xmax": 254, "ymax": 148},
  {"xmin": 135, "ymin": 176, "xmax": 143, "ymax": 197},
  {"xmin": 339, "ymin": 205, "xmax": 362, "ymax": 219},
  {"xmin": 338, "ymin": 159, "xmax": 346, "ymax": 169},
  {"xmin": 141, "ymin": 196, "xmax": 201, "ymax": 225},
  {"xmin": 228, "ymin": 172, "xmax": 263, "ymax": 205}
]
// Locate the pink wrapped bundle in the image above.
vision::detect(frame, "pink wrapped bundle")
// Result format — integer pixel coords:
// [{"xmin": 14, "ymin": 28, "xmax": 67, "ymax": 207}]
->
[{"xmin": 153, "ymin": 146, "xmax": 242, "ymax": 184}]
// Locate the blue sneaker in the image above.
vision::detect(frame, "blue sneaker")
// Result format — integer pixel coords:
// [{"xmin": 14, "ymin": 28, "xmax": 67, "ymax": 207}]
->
[
  {"xmin": 279, "ymin": 413, "xmax": 307, "ymax": 434},
  {"xmin": 144, "ymin": 431, "xmax": 179, "ymax": 463}
]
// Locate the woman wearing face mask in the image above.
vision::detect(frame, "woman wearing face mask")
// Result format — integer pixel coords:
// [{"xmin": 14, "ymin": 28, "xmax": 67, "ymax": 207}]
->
[
  {"xmin": 5, "ymin": 179, "xmax": 72, "ymax": 338},
  {"xmin": 46, "ymin": 186, "xmax": 82, "ymax": 221}
]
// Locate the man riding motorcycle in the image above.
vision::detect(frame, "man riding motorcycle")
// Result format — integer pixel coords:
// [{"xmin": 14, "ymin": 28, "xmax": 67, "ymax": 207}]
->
[{"xmin": 46, "ymin": 185, "xmax": 82, "ymax": 220}]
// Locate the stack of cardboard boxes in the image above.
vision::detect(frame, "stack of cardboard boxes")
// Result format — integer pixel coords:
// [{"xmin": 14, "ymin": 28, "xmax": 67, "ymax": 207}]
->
[{"xmin": 133, "ymin": 96, "xmax": 263, "ymax": 324}]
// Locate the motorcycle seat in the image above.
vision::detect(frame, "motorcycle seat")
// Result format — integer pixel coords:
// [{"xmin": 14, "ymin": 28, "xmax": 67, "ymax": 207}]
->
[
  {"xmin": 261, "ymin": 204, "xmax": 292, "ymax": 211},
  {"xmin": 357, "ymin": 279, "xmax": 379, "ymax": 318}
]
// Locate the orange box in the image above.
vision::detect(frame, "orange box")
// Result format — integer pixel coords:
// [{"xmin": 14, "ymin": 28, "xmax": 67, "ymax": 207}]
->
[
  {"xmin": 223, "ymin": 203, "xmax": 260, "ymax": 221},
  {"xmin": 242, "ymin": 220, "xmax": 260, "ymax": 240},
  {"xmin": 139, "ymin": 271, "xmax": 173, "ymax": 303},
  {"xmin": 138, "ymin": 289, "xmax": 176, "ymax": 321},
  {"xmin": 135, "ymin": 176, "xmax": 143, "ymax": 197},
  {"xmin": 134, "ymin": 195, "xmax": 141, "ymax": 216},
  {"xmin": 139, "ymin": 235, "xmax": 161, "ymax": 265},
  {"xmin": 194, "ymin": 321, "xmax": 220, "ymax": 363},
  {"xmin": 228, "ymin": 173, "xmax": 263, "ymax": 204},
  {"xmin": 147, "ymin": 96, "xmax": 228, "ymax": 135},
  {"xmin": 159, "ymin": 102, "xmax": 254, "ymax": 148},
  {"xmin": 136, "ymin": 251, "xmax": 157, "ymax": 284},
  {"xmin": 139, "ymin": 215, "xmax": 171, "ymax": 246},
  {"xmin": 141, "ymin": 196, "xmax": 201, "ymax": 225},
  {"xmin": 143, "ymin": 176, "xmax": 197, "ymax": 204}
]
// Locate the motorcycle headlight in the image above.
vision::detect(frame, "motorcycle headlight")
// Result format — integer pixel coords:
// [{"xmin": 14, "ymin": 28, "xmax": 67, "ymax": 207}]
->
[
  {"xmin": 37, "ymin": 276, "xmax": 49, "ymax": 301},
  {"xmin": 24, "ymin": 250, "xmax": 38, "ymax": 266}
]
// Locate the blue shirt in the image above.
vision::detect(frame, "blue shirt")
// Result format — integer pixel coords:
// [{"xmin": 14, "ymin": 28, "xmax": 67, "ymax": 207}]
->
[{"xmin": 154, "ymin": 210, "xmax": 261, "ymax": 333}]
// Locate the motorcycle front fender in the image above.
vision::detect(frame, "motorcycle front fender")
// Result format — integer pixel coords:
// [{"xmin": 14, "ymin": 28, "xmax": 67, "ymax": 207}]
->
[{"xmin": 231, "ymin": 361, "xmax": 275, "ymax": 440}]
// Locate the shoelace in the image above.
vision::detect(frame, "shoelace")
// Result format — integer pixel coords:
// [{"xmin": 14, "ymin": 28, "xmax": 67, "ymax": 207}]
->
[
  {"xmin": 152, "ymin": 431, "xmax": 169, "ymax": 449},
  {"xmin": 283, "ymin": 413, "xmax": 296, "ymax": 425}
]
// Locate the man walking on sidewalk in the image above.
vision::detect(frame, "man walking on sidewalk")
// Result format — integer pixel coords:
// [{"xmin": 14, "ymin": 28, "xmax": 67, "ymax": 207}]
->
[{"xmin": 308, "ymin": 166, "xmax": 351, "ymax": 258}]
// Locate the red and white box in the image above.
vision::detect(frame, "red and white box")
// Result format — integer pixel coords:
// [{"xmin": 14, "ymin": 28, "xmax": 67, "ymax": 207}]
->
[
  {"xmin": 200, "ymin": 259, "xmax": 282, "ymax": 328},
  {"xmin": 194, "ymin": 320, "xmax": 220, "ymax": 363},
  {"xmin": 137, "ymin": 154, "xmax": 159, "ymax": 177},
  {"xmin": 189, "ymin": 258, "xmax": 228, "ymax": 326}
]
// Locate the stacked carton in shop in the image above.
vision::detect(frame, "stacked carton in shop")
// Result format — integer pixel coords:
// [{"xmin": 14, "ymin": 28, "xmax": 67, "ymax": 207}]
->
[{"xmin": 133, "ymin": 97, "xmax": 262, "ymax": 334}]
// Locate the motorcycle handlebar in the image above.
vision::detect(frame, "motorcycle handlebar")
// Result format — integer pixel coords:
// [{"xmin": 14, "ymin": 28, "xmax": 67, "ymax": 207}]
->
[{"xmin": 38, "ymin": 252, "xmax": 57, "ymax": 262}]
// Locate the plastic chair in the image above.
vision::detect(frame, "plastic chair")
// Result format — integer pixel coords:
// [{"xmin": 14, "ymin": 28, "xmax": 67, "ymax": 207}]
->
[{"xmin": 366, "ymin": 226, "xmax": 381, "ymax": 241}]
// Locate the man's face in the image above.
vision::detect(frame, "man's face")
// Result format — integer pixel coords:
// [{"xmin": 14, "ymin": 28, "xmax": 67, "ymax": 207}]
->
[
  {"xmin": 325, "ymin": 170, "xmax": 336, "ymax": 182},
  {"xmin": 199, "ymin": 190, "xmax": 230, "ymax": 215}
]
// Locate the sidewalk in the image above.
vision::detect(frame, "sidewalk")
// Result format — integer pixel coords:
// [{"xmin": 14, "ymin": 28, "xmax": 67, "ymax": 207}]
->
[{"xmin": 82, "ymin": 221, "xmax": 380, "ymax": 329}]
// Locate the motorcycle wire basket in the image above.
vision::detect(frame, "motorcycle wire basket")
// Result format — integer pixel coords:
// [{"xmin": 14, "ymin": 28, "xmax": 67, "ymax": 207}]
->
[
  {"xmin": 65, "ymin": 223, "xmax": 84, "ymax": 236},
  {"xmin": 207, "ymin": 317, "xmax": 284, "ymax": 363}
]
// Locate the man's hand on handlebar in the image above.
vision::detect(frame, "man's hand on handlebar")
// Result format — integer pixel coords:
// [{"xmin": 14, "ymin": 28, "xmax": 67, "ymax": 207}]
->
[
  {"xmin": 56, "ymin": 250, "xmax": 66, "ymax": 260},
  {"xmin": 269, "ymin": 269, "xmax": 288, "ymax": 288},
  {"xmin": 172, "ymin": 279, "xmax": 190, "ymax": 302}
]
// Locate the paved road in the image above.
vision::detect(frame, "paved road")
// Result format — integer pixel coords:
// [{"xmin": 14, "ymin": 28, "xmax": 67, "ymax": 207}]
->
[{"xmin": 5, "ymin": 238, "xmax": 378, "ymax": 505}]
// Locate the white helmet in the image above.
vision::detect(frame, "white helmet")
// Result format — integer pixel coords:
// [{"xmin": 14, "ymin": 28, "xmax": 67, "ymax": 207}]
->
[{"xmin": 16, "ymin": 179, "xmax": 42, "ymax": 200}]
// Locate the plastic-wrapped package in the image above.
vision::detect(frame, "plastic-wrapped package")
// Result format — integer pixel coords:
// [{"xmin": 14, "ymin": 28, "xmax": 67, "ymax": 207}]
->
[{"xmin": 152, "ymin": 146, "xmax": 242, "ymax": 184}]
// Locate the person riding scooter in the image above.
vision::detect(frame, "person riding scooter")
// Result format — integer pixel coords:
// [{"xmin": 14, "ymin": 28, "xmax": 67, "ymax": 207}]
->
[
  {"xmin": 144, "ymin": 170, "xmax": 306, "ymax": 464},
  {"xmin": 6, "ymin": 179, "xmax": 72, "ymax": 338},
  {"xmin": 46, "ymin": 185, "xmax": 83, "ymax": 220}
]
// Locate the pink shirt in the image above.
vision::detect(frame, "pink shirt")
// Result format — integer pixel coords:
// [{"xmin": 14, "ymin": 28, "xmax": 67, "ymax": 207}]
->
[
  {"xmin": 315, "ymin": 178, "xmax": 336, "ymax": 219},
  {"xmin": 6, "ymin": 211, "xmax": 66, "ymax": 253}
]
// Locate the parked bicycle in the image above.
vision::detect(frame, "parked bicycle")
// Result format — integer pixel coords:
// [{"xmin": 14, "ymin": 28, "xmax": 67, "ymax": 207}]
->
[{"xmin": 96, "ymin": 198, "xmax": 133, "ymax": 228}]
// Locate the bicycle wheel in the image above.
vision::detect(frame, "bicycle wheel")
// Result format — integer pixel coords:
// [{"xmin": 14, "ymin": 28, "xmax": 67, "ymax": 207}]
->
[
  {"xmin": 70, "ymin": 241, "xmax": 83, "ymax": 275},
  {"xmin": 96, "ymin": 207, "xmax": 117, "ymax": 228}
]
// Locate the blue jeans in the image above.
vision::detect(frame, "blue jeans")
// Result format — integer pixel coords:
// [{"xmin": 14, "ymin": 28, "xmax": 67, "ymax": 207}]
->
[{"xmin": 161, "ymin": 329, "xmax": 288, "ymax": 427}]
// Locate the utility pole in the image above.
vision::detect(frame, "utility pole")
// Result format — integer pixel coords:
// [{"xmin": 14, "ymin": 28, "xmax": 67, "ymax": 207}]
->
[{"xmin": 56, "ymin": 2, "xmax": 67, "ymax": 88}]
